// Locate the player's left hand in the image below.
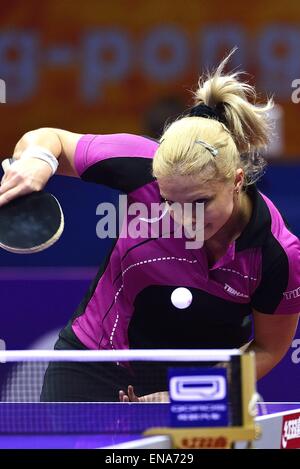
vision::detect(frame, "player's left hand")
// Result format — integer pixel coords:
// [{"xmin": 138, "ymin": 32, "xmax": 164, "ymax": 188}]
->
[
  {"xmin": 119, "ymin": 385, "xmax": 169, "ymax": 402},
  {"xmin": 119, "ymin": 385, "xmax": 139, "ymax": 402}
]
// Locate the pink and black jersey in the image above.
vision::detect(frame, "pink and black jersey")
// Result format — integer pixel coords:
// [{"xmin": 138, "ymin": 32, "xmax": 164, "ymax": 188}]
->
[{"xmin": 61, "ymin": 133, "xmax": 300, "ymax": 352}]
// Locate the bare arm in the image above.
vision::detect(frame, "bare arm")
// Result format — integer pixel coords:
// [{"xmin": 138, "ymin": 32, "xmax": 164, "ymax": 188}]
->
[
  {"xmin": 0, "ymin": 127, "xmax": 83, "ymax": 206},
  {"xmin": 11, "ymin": 127, "xmax": 83, "ymax": 176},
  {"xmin": 247, "ymin": 309, "xmax": 299, "ymax": 380}
]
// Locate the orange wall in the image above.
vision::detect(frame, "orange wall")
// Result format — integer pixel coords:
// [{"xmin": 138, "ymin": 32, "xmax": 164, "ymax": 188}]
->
[{"xmin": 1, "ymin": 0, "xmax": 300, "ymax": 158}]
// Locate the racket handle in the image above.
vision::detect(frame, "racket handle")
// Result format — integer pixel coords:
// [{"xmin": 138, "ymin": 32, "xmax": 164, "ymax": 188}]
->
[{"xmin": 1, "ymin": 158, "xmax": 15, "ymax": 173}]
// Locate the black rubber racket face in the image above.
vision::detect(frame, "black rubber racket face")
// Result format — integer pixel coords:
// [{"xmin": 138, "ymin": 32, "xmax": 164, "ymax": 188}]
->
[{"xmin": 0, "ymin": 192, "xmax": 64, "ymax": 253}]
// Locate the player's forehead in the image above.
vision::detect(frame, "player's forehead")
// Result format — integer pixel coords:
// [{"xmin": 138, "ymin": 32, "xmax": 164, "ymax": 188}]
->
[{"xmin": 157, "ymin": 174, "xmax": 219, "ymax": 201}]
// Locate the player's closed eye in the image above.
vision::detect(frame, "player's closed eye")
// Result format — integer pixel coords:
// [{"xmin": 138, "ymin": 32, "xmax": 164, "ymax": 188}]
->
[
  {"xmin": 161, "ymin": 197, "xmax": 211, "ymax": 206},
  {"xmin": 193, "ymin": 198, "xmax": 210, "ymax": 205},
  {"xmin": 162, "ymin": 198, "xmax": 174, "ymax": 205}
]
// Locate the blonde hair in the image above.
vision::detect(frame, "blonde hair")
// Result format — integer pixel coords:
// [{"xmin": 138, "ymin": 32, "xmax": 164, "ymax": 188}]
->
[{"xmin": 152, "ymin": 49, "xmax": 273, "ymax": 186}]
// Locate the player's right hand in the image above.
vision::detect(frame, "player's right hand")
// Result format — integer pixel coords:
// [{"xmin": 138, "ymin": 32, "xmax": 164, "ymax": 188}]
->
[{"xmin": 0, "ymin": 158, "xmax": 52, "ymax": 207}]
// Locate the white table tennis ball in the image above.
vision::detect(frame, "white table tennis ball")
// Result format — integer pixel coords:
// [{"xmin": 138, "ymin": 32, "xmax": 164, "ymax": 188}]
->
[{"xmin": 171, "ymin": 287, "xmax": 193, "ymax": 309}]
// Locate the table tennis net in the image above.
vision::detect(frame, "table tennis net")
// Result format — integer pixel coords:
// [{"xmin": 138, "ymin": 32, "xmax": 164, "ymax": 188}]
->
[{"xmin": 0, "ymin": 349, "xmax": 243, "ymax": 433}]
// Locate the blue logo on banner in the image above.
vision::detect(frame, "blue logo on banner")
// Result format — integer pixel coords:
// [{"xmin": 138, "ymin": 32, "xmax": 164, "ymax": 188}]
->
[{"xmin": 168, "ymin": 367, "xmax": 229, "ymax": 427}]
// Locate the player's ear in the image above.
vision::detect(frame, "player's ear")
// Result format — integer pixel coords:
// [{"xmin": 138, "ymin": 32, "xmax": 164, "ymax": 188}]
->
[{"xmin": 234, "ymin": 168, "xmax": 244, "ymax": 193}]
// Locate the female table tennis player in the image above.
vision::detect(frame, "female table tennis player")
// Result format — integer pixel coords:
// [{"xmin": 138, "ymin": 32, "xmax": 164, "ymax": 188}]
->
[{"xmin": 1, "ymin": 52, "xmax": 299, "ymax": 402}]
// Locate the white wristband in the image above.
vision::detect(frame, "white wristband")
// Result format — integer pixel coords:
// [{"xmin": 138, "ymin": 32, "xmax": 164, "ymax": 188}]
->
[{"xmin": 20, "ymin": 146, "xmax": 59, "ymax": 175}]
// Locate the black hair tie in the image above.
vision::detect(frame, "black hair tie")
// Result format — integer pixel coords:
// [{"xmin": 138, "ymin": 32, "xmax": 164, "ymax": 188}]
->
[{"xmin": 188, "ymin": 103, "xmax": 226, "ymax": 124}]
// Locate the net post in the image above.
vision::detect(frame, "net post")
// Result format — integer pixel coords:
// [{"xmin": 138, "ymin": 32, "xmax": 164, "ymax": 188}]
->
[
  {"xmin": 144, "ymin": 350, "xmax": 260, "ymax": 449},
  {"xmin": 240, "ymin": 351, "xmax": 257, "ymax": 429}
]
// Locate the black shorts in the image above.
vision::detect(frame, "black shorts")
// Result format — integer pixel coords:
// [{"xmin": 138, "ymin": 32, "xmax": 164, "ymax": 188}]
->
[{"xmin": 40, "ymin": 327, "xmax": 169, "ymax": 402}]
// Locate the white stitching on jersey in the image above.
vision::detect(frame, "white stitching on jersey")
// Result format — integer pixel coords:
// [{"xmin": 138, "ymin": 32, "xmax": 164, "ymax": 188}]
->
[
  {"xmin": 109, "ymin": 257, "xmax": 198, "ymax": 349},
  {"xmin": 122, "ymin": 256, "xmax": 198, "ymax": 276},
  {"xmin": 217, "ymin": 267, "xmax": 257, "ymax": 281},
  {"xmin": 109, "ymin": 312, "xmax": 119, "ymax": 350},
  {"xmin": 109, "ymin": 286, "xmax": 123, "ymax": 350}
]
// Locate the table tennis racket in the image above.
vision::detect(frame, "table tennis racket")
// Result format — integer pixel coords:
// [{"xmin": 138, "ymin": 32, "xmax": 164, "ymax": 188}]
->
[{"xmin": 0, "ymin": 158, "xmax": 64, "ymax": 254}]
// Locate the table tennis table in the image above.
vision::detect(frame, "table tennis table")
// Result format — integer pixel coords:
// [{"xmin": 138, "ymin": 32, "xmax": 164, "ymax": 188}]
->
[{"xmin": 0, "ymin": 403, "xmax": 299, "ymax": 449}]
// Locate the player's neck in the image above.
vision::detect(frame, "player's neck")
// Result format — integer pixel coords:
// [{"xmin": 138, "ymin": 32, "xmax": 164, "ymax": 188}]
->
[{"xmin": 206, "ymin": 191, "xmax": 252, "ymax": 250}]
